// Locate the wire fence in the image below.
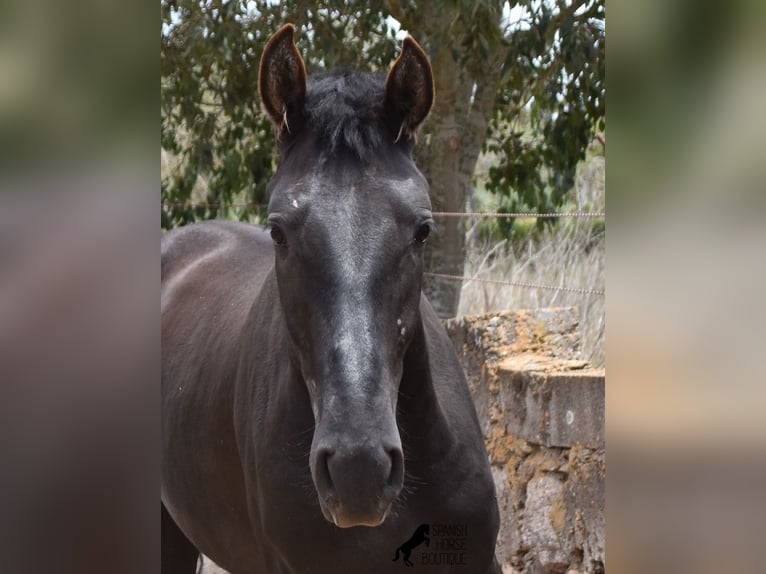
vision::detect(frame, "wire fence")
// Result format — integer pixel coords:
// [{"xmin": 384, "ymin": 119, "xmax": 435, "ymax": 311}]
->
[
  {"xmin": 162, "ymin": 202, "xmax": 605, "ymax": 297},
  {"xmin": 433, "ymin": 211, "xmax": 604, "ymax": 219},
  {"xmin": 162, "ymin": 202, "xmax": 604, "ymax": 219},
  {"xmin": 424, "ymin": 272, "xmax": 605, "ymax": 297}
]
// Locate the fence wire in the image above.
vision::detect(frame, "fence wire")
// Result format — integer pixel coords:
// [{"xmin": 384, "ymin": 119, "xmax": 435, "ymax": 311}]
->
[
  {"xmin": 434, "ymin": 211, "xmax": 604, "ymax": 219},
  {"xmin": 424, "ymin": 272, "xmax": 605, "ymax": 297},
  {"xmin": 161, "ymin": 202, "xmax": 605, "ymax": 297},
  {"xmin": 161, "ymin": 202, "xmax": 605, "ymax": 219}
]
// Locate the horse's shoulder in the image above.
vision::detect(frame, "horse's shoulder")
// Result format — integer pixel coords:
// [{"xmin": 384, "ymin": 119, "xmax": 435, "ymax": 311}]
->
[
  {"xmin": 161, "ymin": 220, "xmax": 262, "ymax": 260},
  {"xmin": 162, "ymin": 221, "xmax": 268, "ymax": 283}
]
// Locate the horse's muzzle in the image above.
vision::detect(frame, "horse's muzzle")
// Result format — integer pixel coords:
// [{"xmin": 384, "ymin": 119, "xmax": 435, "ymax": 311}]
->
[{"xmin": 312, "ymin": 441, "xmax": 404, "ymax": 528}]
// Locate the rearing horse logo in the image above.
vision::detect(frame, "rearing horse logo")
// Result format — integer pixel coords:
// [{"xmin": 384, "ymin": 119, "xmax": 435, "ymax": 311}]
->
[{"xmin": 392, "ymin": 523, "xmax": 430, "ymax": 567}]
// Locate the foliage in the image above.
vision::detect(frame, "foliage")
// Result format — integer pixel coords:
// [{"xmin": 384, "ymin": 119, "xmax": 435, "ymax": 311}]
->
[
  {"xmin": 161, "ymin": 0, "xmax": 605, "ymax": 230},
  {"xmin": 161, "ymin": 0, "xmax": 399, "ymax": 228},
  {"xmin": 485, "ymin": 0, "xmax": 605, "ymax": 223}
]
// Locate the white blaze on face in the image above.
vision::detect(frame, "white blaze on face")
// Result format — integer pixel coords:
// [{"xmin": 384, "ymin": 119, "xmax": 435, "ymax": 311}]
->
[{"xmin": 301, "ymin": 173, "xmax": 427, "ymax": 397}]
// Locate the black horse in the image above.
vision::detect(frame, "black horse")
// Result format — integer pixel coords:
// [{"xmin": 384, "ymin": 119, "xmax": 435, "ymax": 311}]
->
[
  {"xmin": 161, "ymin": 24, "xmax": 500, "ymax": 574},
  {"xmin": 393, "ymin": 524, "xmax": 431, "ymax": 567}
]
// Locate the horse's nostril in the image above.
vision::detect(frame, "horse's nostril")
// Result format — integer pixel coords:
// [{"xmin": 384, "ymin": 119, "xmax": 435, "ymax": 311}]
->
[
  {"xmin": 314, "ymin": 447, "xmax": 335, "ymax": 495},
  {"xmin": 386, "ymin": 447, "xmax": 404, "ymax": 491}
]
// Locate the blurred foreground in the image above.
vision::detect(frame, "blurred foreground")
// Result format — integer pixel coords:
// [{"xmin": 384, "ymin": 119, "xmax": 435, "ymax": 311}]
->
[{"xmin": 607, "ymin": 0, "xmax": 766, "ymax": 572}]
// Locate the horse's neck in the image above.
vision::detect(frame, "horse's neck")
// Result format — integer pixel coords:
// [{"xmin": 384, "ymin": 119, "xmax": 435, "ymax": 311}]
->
[
  {"xmin": 398, "ymin": 318, "xmax": 458, "ymax": 456},
  {"xmin": 239, "ymin": 270, "xmax": 299, "ymax": 399}
]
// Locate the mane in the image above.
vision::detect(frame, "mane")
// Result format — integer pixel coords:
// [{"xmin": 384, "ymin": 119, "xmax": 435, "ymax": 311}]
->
[{"xmin": 303, "ymin": 69, "xmax": 388, "ymax": 161}]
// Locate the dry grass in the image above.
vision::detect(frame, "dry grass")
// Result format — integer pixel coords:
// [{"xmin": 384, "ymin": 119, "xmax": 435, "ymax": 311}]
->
[{"xmin": 458, "ymin": 157, "xmax": 605, "ymax": 367}]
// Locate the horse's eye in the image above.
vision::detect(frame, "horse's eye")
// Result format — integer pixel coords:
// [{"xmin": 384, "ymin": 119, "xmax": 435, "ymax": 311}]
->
[
  {"xmin": 270, "ymin": 226, "xmax": 286, "ymax": 246},
  {"xmin": 414, "ymin": 223, "xmax": 431, "ymax": 244}
]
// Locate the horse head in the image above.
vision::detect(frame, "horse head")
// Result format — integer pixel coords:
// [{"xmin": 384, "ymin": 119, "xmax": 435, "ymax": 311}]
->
[{"xmin": 259, "ymin": 24, "xmax": 434, "ymax": 528}]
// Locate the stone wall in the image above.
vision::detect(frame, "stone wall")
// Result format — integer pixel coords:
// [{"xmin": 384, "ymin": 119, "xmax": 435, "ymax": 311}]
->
[{"xmin": 445, "ymin": 308, "xmax": 605, "ymax": 574}]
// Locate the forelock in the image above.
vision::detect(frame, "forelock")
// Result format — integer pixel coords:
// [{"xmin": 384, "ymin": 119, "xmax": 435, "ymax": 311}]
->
[{"xmin": 304, "ymin": 70, "xmax": 388, "ymax": 161}]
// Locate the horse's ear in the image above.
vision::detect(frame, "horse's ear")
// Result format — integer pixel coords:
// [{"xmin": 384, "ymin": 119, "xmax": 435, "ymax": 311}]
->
[
  {"xmin": 385, "ymin": 36, "xmax": 434, "ymax": 142},
  {"xmin": 259, "ymin": 24, "xmax": 307, "ymax": 138}
]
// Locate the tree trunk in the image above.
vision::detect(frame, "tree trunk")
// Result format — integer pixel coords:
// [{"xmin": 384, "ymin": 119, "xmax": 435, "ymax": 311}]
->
[
  {"xmin": 419, "ymin": 41, "xmax": 466, "ymax": 317},
  {"xmin": 423, "ymin": 54, "xmax": 505, "ymax": 316},
  {"xmin": 390, "ymin": 2, "xmax": 505, "ymax": 317}
]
